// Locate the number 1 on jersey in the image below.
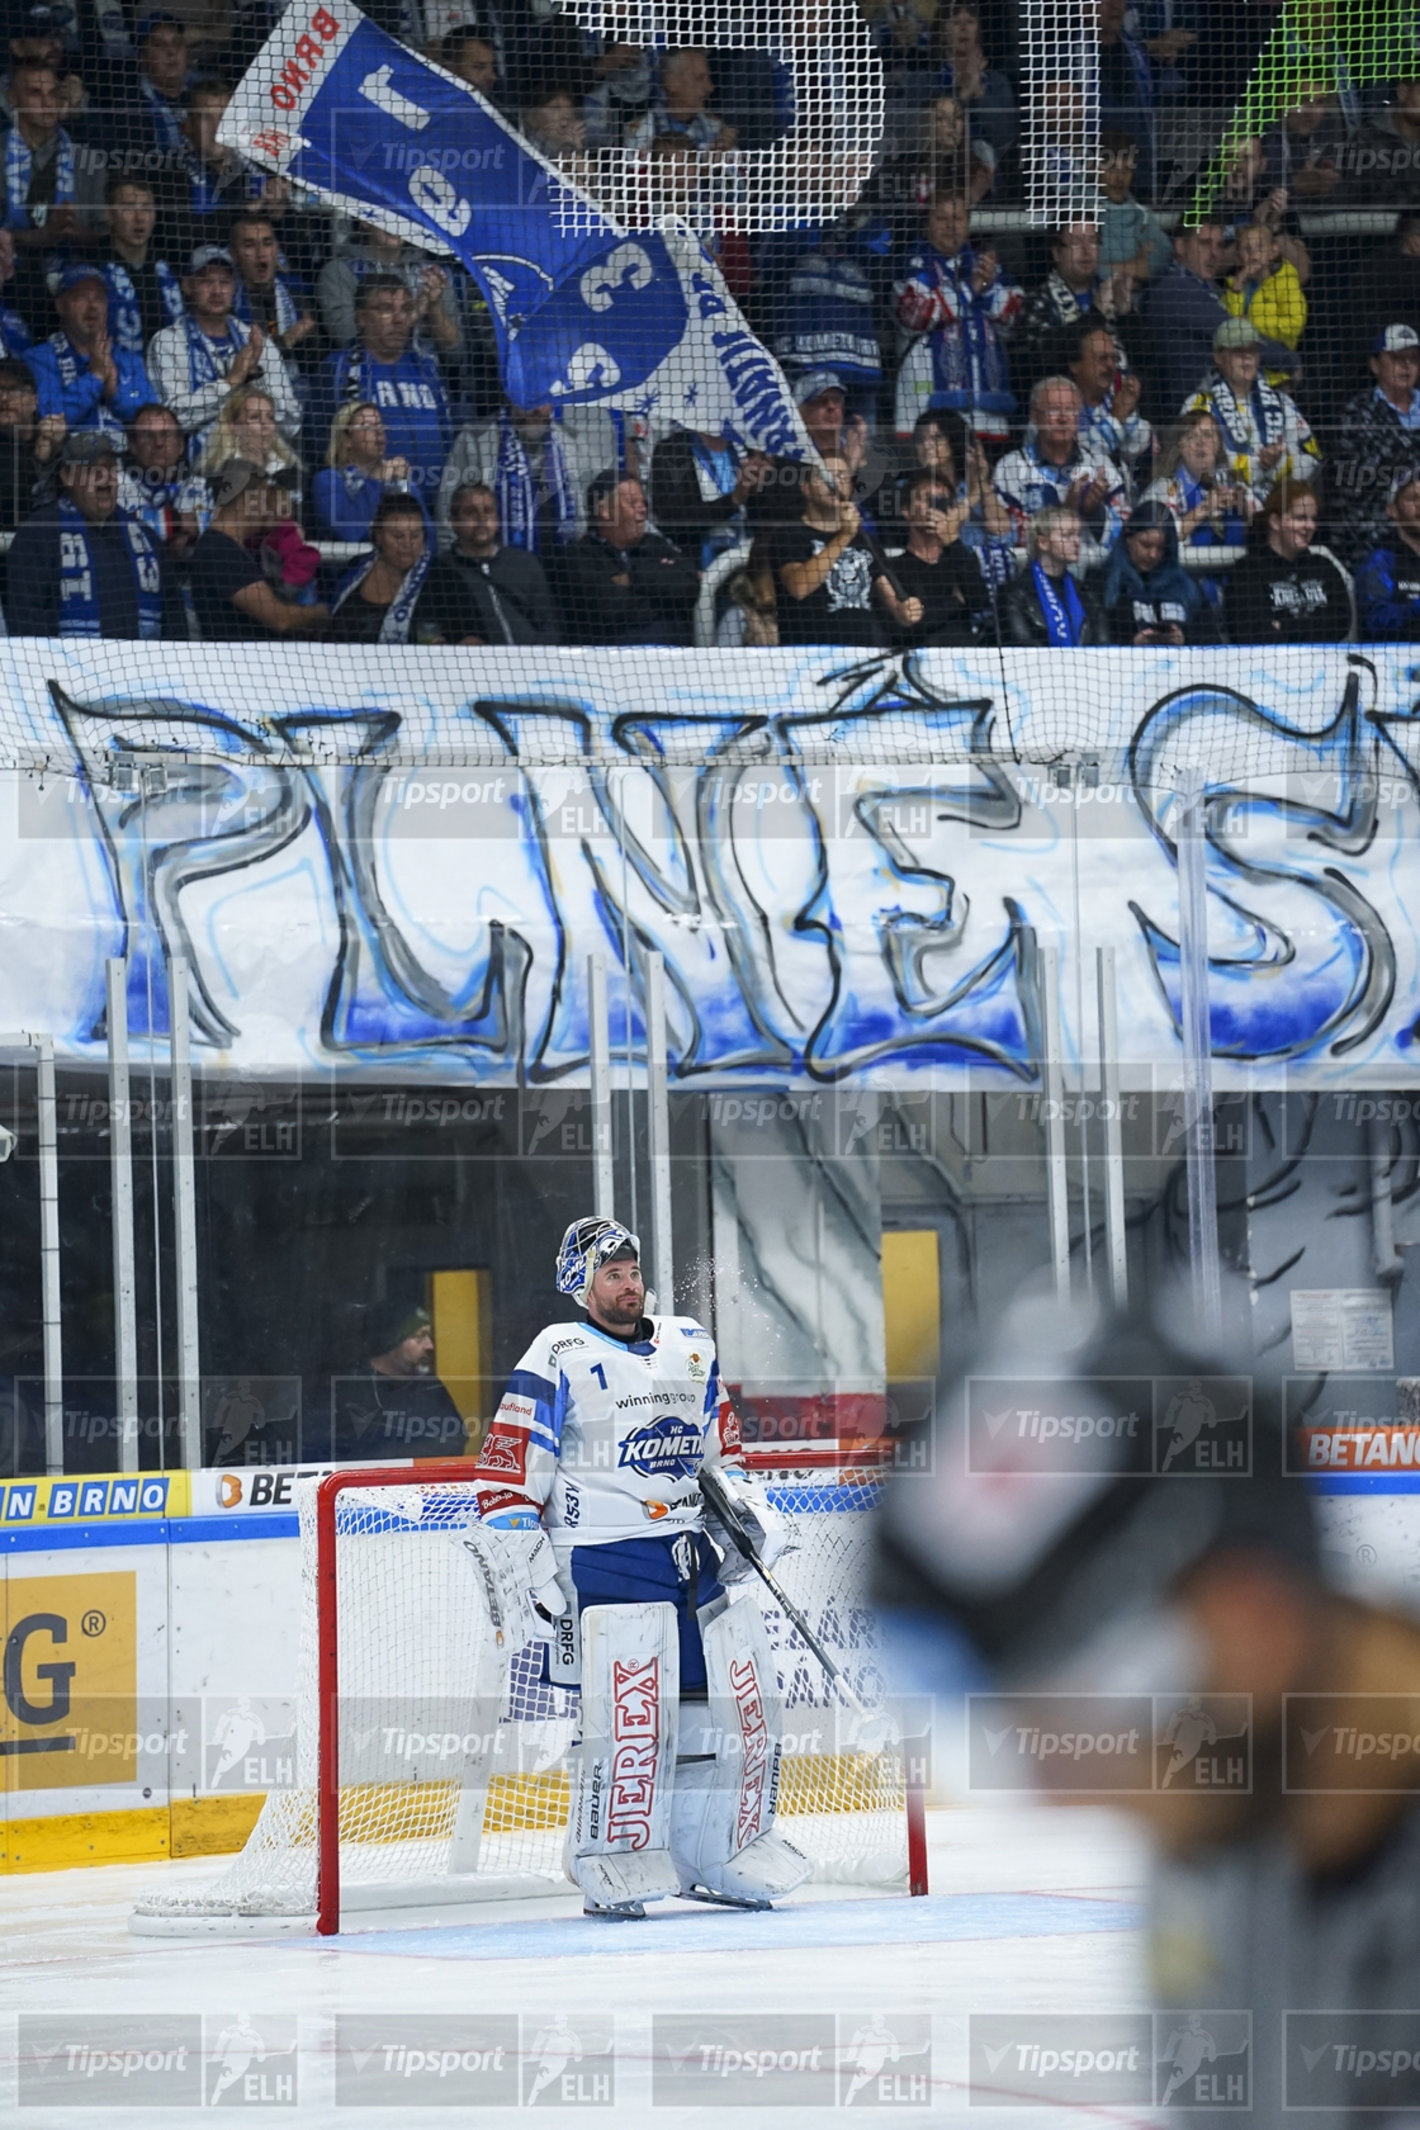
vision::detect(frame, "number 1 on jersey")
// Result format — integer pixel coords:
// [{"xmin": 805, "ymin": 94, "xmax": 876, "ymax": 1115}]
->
[{"xmin": 590, "ymin": 1363, "xmax": 608, "ymax": 1391}]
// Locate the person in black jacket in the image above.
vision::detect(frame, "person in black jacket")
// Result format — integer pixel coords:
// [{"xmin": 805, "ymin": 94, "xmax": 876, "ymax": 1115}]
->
[
  {"xmin": 1222, "ymin": 479, "xmax": 1352, "ymax": 644},
  {"xmin": 649, "ymin": 427, "xmax": 771, "ymax": 566},
  {"xmin": 558, "ymin": 470, "xmax": 701, "ymax": 645},
  {"xmin": 1090, "ymin": 500, "xmax": 1220, "ymax": 645},
  {"xmin": 890, "ymin": 469, "xmax": 989, "ymax": 647},
  {"xmin": 994, "ymin": 505, "xmax": 1107, "ymax": 646},
  {"xmin": 414, "ymin": 481, "xmax": 560, "ymax": 645}
]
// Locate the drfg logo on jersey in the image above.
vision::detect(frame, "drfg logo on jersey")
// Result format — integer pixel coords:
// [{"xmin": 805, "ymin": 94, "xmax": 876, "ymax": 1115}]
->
[
  {"xmin": 617, "ymin": 1415, "xmax": 703, "ymax": 1480},
  {"xmin": 2, "ymin": 1572, "xmax": 137, "ymax": 1791}
]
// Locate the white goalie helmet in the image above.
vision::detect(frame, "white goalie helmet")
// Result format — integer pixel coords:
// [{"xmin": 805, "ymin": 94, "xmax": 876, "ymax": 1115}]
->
[{"xmin": 555, "ymin": 1216, "xmax": 642, "ymax": 1307}]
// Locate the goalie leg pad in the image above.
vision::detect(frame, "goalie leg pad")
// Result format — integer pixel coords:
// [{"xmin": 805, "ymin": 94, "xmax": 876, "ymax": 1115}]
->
[
  {"xmin": 564, "ymin": 1602, "xmax": 680, "ymax": 1909},
  {"xmin": 670, "ymin": 1598, "xmax": 810, "ymax": 1905}
]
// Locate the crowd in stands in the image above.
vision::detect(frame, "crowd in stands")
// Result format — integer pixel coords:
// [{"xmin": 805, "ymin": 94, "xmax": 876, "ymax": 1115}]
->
[{"xmin": 0, "ymin": 0, "xmax": 1418, "ymax": 646}]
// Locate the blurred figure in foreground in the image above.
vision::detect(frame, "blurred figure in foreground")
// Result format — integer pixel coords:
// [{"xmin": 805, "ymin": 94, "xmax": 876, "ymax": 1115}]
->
[{"xmin": 876, "ymin": 1285, "xmax": 1420, "ymax": 2129}]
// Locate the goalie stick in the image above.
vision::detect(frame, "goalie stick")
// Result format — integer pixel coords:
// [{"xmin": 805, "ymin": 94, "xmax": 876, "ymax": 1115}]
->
[{"xmin": 700, "ymin": 1466, "xmax": 871, "ymax": 1718}]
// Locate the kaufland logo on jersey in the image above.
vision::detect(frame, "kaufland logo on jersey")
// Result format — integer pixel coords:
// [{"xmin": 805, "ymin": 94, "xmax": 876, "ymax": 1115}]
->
[{"xmin": 618, "ymin": 1416, "xmax": 703, "ymax": 1479}]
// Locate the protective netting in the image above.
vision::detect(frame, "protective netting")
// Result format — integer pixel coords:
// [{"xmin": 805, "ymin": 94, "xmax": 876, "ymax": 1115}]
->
[{"xmin": 130, "ymin": 1474, "xmax": 907, "ymax": 1926}]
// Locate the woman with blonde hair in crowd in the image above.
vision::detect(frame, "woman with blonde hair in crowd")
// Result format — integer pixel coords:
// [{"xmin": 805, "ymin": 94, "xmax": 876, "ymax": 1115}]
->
[
  {"xmin": 1143, "ymin": 408, "xmax": 1251, "ymax": 608},
  {"xmin": 198, "ymin": 385, "xmax": 300, "ymax": 486},
  {"xmin": 314, "ymin": 400, "xmax": 413, "ymax": 543}
]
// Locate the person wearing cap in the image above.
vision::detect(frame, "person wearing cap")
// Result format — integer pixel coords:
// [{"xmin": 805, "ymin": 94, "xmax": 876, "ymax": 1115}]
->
[
  {"xmin": 100, "ymin": 175, "xmax": 183, "ymax": 357},
  {"xmin": 22, "ymin": 259, "xmax": 155, "ymax": 435},
  {"xmin": 1090, "ymin": 497, "xmax": 1219, "ymax": 645},
  {"xmin": 146, "ymin": 242, "xmax": 300, "ymax": 459},
  {"xmin": 740, "ymin": 372, "xmax": 843, "ymax": 535},
  {"xmin": 1223, "ymin": 476, "xmax": 1351, "ymax": 644},
  {"xmin": 1332, "ymin": 325, "xmax": 1420, "ymax": 562},
  {"xmin": 874, "ymin": 1286, "xmax": 1420, "ymax": 2127},
  {"xmin": 330, "ymin": 1300, "xmax": 466, "ymax": 1464},
  {"xmin": 187, "ymin": 456, "xmax": 329, "ymax": 640},
  {"xmin": 6, "ymin": 426, "xmax": 179, "ymax": 636},
  {"xmin": 1354, "ymin": 468, "xmax": 1420, "ymax": 642},
  {"xmin": 892, "ymin": 188, "xmax": 1021, "ymax": 445},
  {"xmin": 315, "ymin": 272, "xmax": 452, "ymax": 511},
  {"xmin": 1181, "ymin": 316, "xmax": 1320, "ymax": 509}
]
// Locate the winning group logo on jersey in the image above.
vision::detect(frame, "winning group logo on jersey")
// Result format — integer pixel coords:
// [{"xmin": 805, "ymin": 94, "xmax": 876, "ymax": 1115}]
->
[{"xmin": 617, "ymin": 1416, "xmax": 703, "ymax": 1480}]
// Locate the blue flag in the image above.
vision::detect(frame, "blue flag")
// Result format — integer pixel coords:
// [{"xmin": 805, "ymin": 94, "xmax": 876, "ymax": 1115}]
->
[{"xmin": 221, "ymin": 1, "xmax": 814, "ymax": 455}]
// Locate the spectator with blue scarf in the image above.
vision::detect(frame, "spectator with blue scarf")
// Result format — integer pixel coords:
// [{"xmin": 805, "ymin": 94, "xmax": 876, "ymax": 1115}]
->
[
  {"xmin": 1355, "ymin": 469, "xmax": 1420, "ymax": 642},
  {"xmin": 1, "ymin": 57, "xmax": 98, "ymax": 317},
  {"xmin": 147, "ymin": 244, "xmax": 301, "ymax": 458},
  {"xmin": 25, "ymin": 260, "xmax": 155, "ymax": 437},
  {"xmin": 228, "ymin": 208, "xmax": 317, "ymax": 370},
  {"xmin": 7, "ymin": 428, "xmax": 178, "ymax": 637},
  {"xmin": 1141, "ymin": 408, "xmax": 1250, "ymax": 607},
  {"xmin": 994, "ymin": 375, "xmax": 1129, "ymax": 566},
  {"xmin": 328, "ymin": 489, "xmax": 433, "ymax": 645},
  {"xmin": 624, "ymin": 48, "xmax": 736, "ymax": 153},
  {"xmin": 100, "ymin": 177, "xmax": 183, "ymax": 357},
  {"xmin": 995, "ymin": 505, "xmax": 1107, "ymax": 646},
  {"xmin": 316, "ymin": 274, "xmax": 451, "ymax": 511},
  {"xmin": 127, "ymin": 14, "xmax": 190, "ymax": 164},
  {"xmin": 437, "ymin": 396, "xmax": 613, "ymax": 554},
  {"xmin": 892, "ymin": 188, "xmax": 1021, "ymax": 443},
  {"xmin": 1091, "ymin": 499, "xmax": 1219, "ymax": 645},
  {"xmin": 119, "ymin": 400, "xmax": 204, "ymax": 559}
]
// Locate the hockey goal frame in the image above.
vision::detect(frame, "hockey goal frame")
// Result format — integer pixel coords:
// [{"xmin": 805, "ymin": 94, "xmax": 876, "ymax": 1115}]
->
[{"xmin": 313, "ymin": 1461, "xmax": 927, "ymax": 1935}]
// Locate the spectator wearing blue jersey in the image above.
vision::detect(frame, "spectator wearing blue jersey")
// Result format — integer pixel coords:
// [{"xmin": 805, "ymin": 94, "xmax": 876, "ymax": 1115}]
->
[
  {"xmin": 775, "ymin": 229, "xmax": 883, "ymax": 424},
  {"xmin": 24, "ymin": 261, "xmax": 155, "ymax": 438},
  {"xmin": 317, "ymin": 274, "xmax": 452, "ymax": 510},
  {"xmin": 1355, "ymin": 469, "xmax": 1420, "ymax": 641}
]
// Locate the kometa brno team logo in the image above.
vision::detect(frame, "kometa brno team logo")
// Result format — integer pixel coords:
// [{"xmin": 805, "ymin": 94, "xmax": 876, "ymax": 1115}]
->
[{"xmin": 618, "ymin": 1416, "xmax": 703, "ymax": 1478}]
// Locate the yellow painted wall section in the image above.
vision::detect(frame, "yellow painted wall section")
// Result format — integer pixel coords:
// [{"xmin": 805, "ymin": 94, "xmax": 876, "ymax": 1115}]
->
[
  {"xmin": 881, "ymin": 1230, "xmax": 941, "ymax": 1383},
  {"xmin": 430, "ymin": 1267, "xmax": 492, "ymax": 1447}
]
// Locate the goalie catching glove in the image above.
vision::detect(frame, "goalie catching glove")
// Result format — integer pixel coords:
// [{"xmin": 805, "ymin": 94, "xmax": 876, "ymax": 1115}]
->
[{"xmin": 701, "ymin": 1469, "xmax": 794, "ymax": 1581}]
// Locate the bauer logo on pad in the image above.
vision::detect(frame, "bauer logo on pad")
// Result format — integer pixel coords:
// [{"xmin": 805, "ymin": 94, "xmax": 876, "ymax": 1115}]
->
[{"xmin": 617, "ymin": 1416, "xmax": 704, "ymax": 1478}]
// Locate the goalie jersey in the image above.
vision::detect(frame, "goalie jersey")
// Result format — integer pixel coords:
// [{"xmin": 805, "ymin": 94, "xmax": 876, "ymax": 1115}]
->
[{"xmin": 470, "ymin": 1316, "xmax": 746, "ymax": 1546}]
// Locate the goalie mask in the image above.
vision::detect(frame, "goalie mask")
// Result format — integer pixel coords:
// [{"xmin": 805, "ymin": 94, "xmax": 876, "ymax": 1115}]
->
[{"xmin": 556, "ymin": 1217, "xmax": 642, "ymax": 1307}]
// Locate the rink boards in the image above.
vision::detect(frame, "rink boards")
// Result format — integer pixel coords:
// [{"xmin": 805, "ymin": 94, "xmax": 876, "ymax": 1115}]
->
[{"xmin": 1, "ymin": 1461, "xmax": 1414, "ymax": 1877}]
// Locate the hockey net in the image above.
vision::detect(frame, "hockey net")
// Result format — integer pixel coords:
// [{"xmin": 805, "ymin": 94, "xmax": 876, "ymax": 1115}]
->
[{"xmin": 132, "ymin": 1466, "xmax": 912, "ymax": 1933}]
